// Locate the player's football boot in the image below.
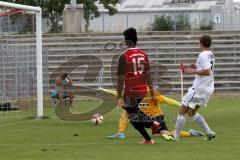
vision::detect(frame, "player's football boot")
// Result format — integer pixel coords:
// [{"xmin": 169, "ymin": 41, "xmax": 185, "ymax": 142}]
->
[
  {"xmin": 205, "ymin": 131, "xmax": 216, "ymax": 141},
  {"xmin": 107, "ymin": 132, "xmax": 125, "ymax": 139},
  {"xmin": 162, "ymin": 134, "xmax": 174, "ymax": 141},
  {"xmin": 189, "ymin": 129, "xmax": 204, "ymax": 137},
  {"xmin": 138, "ymin": 139, "xmax": 154, "ymax": 144},
  {"xmin": 172, "ymin": 134, "xmax": 180, "ymax": 142},
  {"xmin": 151, "ymin": 121, "xmax": 160, "ymax": 135}
]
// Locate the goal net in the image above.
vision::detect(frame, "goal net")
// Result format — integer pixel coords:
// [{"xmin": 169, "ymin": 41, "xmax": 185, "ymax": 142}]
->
[{"xmin": 0, "ymin": 2, "xmax": 45, "ymax": 119}]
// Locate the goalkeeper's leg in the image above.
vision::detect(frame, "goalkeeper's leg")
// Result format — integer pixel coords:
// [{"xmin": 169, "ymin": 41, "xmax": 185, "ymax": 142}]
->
[
  {"xmin": 119, "ymin": 110, "xmax": 128, "ymax": 133},
  {"xmin": 108, "ymin": 110, "xmax": 128, "ymax": 139},
  {"xmin": 169, "ymin": 130, "xmax": 204, "ymax": 138},
  {"xmin": 100, "ymin": 88, "xmax": 127, "ymax": 139}
]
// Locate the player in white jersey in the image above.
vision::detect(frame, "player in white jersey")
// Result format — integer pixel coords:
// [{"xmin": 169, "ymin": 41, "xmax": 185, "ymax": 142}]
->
[{"xmin": 174, "ymin": 35, "xmax": 216, "ymax": 141}]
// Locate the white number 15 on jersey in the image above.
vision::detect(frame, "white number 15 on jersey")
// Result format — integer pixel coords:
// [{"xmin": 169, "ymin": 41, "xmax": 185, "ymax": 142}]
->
[{"xmin": 132, "ymin": 57, "xmax": 145, "ymax": 75}]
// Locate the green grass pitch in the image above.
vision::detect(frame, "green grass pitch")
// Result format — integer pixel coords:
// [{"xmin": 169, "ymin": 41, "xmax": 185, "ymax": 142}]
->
[{"xmin": 0, "ymin": 96, "xmax": 240, "ymax": 160}]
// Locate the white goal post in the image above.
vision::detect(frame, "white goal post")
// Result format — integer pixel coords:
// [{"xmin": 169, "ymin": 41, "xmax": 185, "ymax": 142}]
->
[{"xmin": 0, "ymin": 1, "xmax": 43, "ymax": 118}]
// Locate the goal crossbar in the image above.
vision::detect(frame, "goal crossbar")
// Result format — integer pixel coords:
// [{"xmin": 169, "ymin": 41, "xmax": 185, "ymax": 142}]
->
[
  {"xmin": 0, "ymin": 1, "xmax": 43, "ymax": 118},
  {"xmin": 0, "ymin": 1, "xmax": 41, "ymax": 12}
]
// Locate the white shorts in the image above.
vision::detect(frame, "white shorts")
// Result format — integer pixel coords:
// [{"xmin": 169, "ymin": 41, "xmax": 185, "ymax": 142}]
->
[{"xmin": 182, "ymin": 87, "xmax": 212, "ymax": 109}]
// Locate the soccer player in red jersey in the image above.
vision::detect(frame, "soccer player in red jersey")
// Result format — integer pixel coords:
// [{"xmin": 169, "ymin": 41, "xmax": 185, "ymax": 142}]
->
[{"xmin": 117, "ymin": 28, "xmax": 159, "ymax": 144}]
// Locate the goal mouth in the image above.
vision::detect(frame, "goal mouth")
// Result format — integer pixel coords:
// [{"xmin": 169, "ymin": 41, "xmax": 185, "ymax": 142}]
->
[{"xmin": 0, "ymin": 1, "xmax": 43, "ymax": 118}]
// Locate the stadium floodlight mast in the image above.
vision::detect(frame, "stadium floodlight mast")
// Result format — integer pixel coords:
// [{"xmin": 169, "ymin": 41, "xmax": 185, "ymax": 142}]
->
[{"xmin": 0, "ymin": 1, "xmax": 43, "ymax": 118}]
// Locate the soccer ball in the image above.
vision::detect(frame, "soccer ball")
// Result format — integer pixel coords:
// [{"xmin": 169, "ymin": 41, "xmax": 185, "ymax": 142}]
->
[{"xmin": 92, "ymin": 113, "xmax": 104, "ymax": 125}]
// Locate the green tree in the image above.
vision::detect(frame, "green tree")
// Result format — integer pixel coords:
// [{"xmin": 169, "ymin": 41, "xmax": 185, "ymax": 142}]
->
[
  {"xmin": 151, "ymin": 15, "xmax": 174, "ymax": 31},
  {"xmin": 175, "ymin": 15, "xmax": 191, "ymax": 31},
  {"xmin": 81, "ymin": 0, "xmax": 118, "ymax": 31},
  {"xmin": 5, "ymin": 0, "xmax": 118, "ymax": 32}
]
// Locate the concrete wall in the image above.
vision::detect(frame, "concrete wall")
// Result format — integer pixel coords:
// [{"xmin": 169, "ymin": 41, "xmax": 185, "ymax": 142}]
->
[{"xmin": 63, "ymin": 7, "xmax": 85, "ymax": 33}]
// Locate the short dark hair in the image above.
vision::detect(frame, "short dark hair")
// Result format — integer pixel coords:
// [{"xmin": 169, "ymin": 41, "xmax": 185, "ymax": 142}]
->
[
  {"xmin": 200, "ymin": 35, "xmax": 212, "ymax": 48},
  {"xmin": 123, "ymin": 27, "xmax": 137, "ymax": 45}
]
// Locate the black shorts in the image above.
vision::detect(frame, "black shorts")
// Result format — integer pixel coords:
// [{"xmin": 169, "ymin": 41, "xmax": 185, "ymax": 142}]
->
[{"xmin": 151, "ymin": 115, "xmax": 168, "ymax": 133}]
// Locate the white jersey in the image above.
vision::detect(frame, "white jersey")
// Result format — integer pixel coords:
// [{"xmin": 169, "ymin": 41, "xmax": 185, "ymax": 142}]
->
[{"xmin": 192, "ymin": 50, "xmax": 215, "ymax": 93}]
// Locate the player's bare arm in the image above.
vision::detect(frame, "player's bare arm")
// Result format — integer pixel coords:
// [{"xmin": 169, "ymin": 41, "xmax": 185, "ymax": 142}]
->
[
  {"xmin": 185, "ymin": 67, "xmax": 210, "ymax": 76},
  {"xmin": 145, "ymin": 65, "xmax": 158, "ymax": 105},
  {"xmin": 146, "ymin": 73, "xmax": 158, "ymax": 105},
  {"xmin": 117, "ymin": 75, "xmax": 125, "ymax": 107},
  {"xmin": 117, "ymin": 53, "xmax": 126, "ymax": 107},
  {"xmin": 191, "ymin": 63, "xmax": 197, "ymax": 69}
]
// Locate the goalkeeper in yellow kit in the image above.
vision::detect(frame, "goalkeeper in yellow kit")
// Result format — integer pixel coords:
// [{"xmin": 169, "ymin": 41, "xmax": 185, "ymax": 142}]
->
[{"xmin": 98, "ymin": 88, "xmax": 204, "ymax": 141}]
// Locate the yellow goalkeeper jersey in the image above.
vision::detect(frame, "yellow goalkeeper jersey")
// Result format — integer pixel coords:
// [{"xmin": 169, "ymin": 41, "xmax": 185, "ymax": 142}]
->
[{"xmin": 138, "ymin": 90, "xmax": 165, "ymax": 118}]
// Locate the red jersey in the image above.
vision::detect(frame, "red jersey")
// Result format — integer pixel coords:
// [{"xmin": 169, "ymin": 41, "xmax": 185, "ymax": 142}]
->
[{"xmin": 117, "ymin": 48, "xmax": 150, "ymax": 97}]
